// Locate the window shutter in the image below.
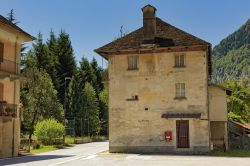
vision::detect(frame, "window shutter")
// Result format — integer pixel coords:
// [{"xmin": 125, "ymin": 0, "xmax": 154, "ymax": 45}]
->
[
  {"xmin": 180, "ymin": 55, "xmax": 184, "ymax": 66},
  {"xmin": 128, "ymin": 56, "xmax": 138, "ymax": 70},
  {"xmin": 175, "ymin": 55, "xmax": 179, "ymax": 67},
  {"xmin": 0, "ymin": 42, "xmax": 4, "ymax": 62},
  {"xmin": 0, "ymin": 83, "xmax": 4, "ymax": 101}
]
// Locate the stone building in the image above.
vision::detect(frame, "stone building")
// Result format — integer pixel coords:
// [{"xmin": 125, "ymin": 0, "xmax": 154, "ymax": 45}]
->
[
  {"xmin": 0, "ymin": 15, "xmax": 34, "ymax": 158},
  {"xmin": 95, "ymin": 5, "xmax": 230, "ymax": 154}
]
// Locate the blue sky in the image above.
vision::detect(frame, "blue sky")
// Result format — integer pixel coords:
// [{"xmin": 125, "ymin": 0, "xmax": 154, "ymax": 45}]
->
[{"xmin": 0, "ymin": 0, "xmax": 249, "ymax": 66}]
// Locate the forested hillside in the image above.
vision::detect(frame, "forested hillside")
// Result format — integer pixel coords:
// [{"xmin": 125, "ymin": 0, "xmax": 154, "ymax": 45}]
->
[
  {"xmin": 212, "ymin": 19, "xmax": 250, "ymax": 83},
  {"xmin": 212, "ymin": 19, "xmax": 250, "ymax": 123}
]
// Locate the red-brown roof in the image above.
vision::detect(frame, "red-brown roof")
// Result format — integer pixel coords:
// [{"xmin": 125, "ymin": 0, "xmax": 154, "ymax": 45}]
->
[
  {"xmin": 208, "ymin": 83, "xmax": 232, "ymax": 95},
  {"xmin": 230, "ymin": 120, "xmax": 250, "ymax": 130},
  {"xmin": 0, "ymin": 15, "xmax": 35, "ymax": 41},
  {"xmin": 95, "ymin": 17, "xmax": 210, "ymax": 55}
]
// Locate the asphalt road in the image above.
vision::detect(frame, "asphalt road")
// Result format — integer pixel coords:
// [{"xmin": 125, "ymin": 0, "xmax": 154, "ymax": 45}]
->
[{"xmin": 1, "ymin": 142, "xmax": 250, "ymax": 166}]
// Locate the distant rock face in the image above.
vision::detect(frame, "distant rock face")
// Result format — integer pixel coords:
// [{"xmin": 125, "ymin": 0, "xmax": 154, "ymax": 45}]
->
[{"xmin": 212, "ymin": 19, "xmax": 250, "ymax": 83}]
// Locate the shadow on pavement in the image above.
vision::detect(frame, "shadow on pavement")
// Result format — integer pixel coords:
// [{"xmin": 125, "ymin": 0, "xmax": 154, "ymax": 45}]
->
[{"xmin": 0, "ymin": 155, "xmax": 73, "ymax": 166}]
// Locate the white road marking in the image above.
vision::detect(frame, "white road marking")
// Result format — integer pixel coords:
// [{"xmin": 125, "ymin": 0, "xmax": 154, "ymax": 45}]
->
[
  {"xmin": 80, "ymin": 155, "xmax": 97, "ymax": 160},
  {"xmin": 47, "ymin": 154, "xmax": 98, "ymax": 166},
  {"xmin": 47, "ymin": 156, "xmax": 86, "ymax": 166}
]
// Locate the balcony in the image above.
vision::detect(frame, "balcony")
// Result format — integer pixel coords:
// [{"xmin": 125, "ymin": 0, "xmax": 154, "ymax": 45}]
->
[
  {"xmin": 0, "ymin": 101, "xmax": 17, "ymax": 118},
  {"xmin": 0, "ymin": 58, "xmax": 20, "ymax": 74}
]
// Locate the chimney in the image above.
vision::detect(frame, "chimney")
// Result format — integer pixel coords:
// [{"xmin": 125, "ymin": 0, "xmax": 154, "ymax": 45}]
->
[{"xmin": 142, "ymin": 5, "xmax": 157, "ymax": 43}]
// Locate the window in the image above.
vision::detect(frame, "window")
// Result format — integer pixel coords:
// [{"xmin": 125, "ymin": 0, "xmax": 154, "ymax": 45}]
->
[
  {"xmin": 174, "ymin": 54, "xmax": 185, "ymax": 67},
  {"xmin": 175, "ymin": 83, "xmax": 185, "ymax": 98},
  {"xmin": 128, "ymin": 56, "xmax": 138, "ymax": 70},
  {"xmin": 0, "ymin": 42, "xmax": 4, "ymax": 62}
]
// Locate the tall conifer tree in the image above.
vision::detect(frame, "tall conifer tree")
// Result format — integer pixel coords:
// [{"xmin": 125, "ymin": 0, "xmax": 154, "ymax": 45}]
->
[
  {"xmin": 46, "ymin": 30, "xmax": 60, "ymax": 92},
  {"xmin": 56, "ymin": 31, "xmax": 76, "ymax": 104}
]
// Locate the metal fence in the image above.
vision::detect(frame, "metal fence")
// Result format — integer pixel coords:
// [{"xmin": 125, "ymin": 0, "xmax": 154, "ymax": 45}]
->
[
  {"xmin": 65, "ymin": 118, "xmax": 76, "ymax": 136},
  {"xmin": 0, "ymin": 101, "xmax": 17, "ymax": 117}
]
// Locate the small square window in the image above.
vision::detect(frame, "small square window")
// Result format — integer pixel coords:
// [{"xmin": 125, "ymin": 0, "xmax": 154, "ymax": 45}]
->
[
  {"xmin": 128, "ymin": 56, "xmax": 138, "ymax": 70},
  {"xmin": 175, "ymin": 83, "xmax": 185, "ymax": 98},
  {"xmin": 174, "ymin": 54, "xmax": 185, "ymax": 67}
]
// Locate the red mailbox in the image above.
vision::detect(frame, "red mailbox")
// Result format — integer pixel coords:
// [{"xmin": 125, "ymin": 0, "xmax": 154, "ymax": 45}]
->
[{"xmin": 165, "ymin": 131, "xmax": 172, "ymax": 141}]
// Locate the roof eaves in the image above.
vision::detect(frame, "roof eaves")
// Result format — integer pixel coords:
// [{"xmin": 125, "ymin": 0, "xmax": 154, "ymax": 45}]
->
[
  {"xmin": 0, "ymin": 15, "xmax": 35, "ymax": 41},
  {"xmin": 209, "ymin": 83, "xmax": 232, "ymax": 95}
]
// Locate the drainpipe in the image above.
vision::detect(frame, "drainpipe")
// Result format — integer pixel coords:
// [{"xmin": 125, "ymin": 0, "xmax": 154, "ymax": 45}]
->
[
  {"xmin": 206, "ymin": 44, "xmax": 211, "ymax": 151},
  {"xmin": 12, "ymin": 36, "xmax": 19, "ymax": 157}
]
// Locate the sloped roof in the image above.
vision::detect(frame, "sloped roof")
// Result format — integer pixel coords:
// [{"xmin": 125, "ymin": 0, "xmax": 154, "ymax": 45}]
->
[
  {"xmin": 208, "ymin": 83, "xmax": 232, "ymax": 95},
  {"xmin": 95, "ymin": 17, "xmax": 210, "ymax": 55},
  {"xmin": 229, "ymin": 120, "xmax": 250, "ymax": 131},
  {"xmin": 0, "ymin": 15, "xmax": 35, "ymax": 41}
]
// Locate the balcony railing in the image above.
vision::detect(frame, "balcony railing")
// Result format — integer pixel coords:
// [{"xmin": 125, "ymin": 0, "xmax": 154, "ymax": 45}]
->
[
  {"xmin": 0, "ymin": 58, "xmax": 20, "ymax": 74},
  {"xmin": 0, "ymin": 101, "xmax": 17, "ymax": 117}
]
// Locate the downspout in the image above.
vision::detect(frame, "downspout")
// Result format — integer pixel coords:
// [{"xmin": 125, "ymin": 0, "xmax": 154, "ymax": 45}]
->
[
  {"xmin": 206, "ymin": 44, "xmax": 212, "ymax": 151},
  {"xmin": 12, "ymin": 36, "xmax": 18, "ymax": 157}
]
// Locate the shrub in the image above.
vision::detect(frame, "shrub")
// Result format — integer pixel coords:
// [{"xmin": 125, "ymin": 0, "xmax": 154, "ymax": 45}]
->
[{"xmin": 34, "ymin": 119, "xmax": 64, "ymax": 145}]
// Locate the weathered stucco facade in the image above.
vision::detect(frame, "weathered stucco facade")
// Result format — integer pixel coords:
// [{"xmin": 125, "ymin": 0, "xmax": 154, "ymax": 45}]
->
[
  {"xmin": 0, "ymin": 15, "xmax": 34, "ymax": 158},
  {"xmin": 108, "ymin": 52, "xmax": 210, "ymax": 153},
  {"xmin": 95, "ymin": 5, "xmax": 230, "ymax": 154},
  {"xmin": 209, "ymin": 85, "xmax": 230, "ymax": 150}
]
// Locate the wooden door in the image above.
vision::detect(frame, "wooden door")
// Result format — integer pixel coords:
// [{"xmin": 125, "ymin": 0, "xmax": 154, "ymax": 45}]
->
[{"xmin": 176, "ymin": 120, "xmax": 189, "ymax": 148}]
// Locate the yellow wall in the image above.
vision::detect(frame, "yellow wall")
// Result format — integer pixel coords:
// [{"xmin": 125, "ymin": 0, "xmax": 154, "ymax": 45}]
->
[
  {"xmin": 208, "ymin": 86, "xmax": 228, "ymax": 121},
  {"xmin": 0, "ymin": 24, "xmax": 24, "ymax": 158}
]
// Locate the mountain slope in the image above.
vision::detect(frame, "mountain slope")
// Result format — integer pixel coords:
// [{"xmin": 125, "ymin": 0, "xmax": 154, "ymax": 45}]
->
[{"xmin": 212, "ymin": 19, "xmax": 250, "ymax": 83}]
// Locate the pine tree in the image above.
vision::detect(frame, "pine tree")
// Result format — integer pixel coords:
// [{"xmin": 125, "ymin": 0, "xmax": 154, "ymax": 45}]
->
[
  {"xmin": 82, "ymin": 82, "xmax": 100, "ymax": 135},
  {"xmin": 91, "ymin": 58, "xmax": 104, "ymax": 95},
  {"xmin": 6, "ymin": 9, "xmax": 19, "ymax": 25},
  {"xmin": 56, "ymin": 31, "xmax": 76, "ymax": 104},
  {"xmin": 79, "ymin": 57, "xmax": 96, "ymax": 87},
  {"xmin": 46, "ymin": 30, "xmax": 60, "ymax": 92},
  {"xmin": 67, "ymin": 72, "xmax": 83, "ymax": 118},
  {"xmin": 33, "ymin": 32, "xmax": 52, "ymax": 71}
]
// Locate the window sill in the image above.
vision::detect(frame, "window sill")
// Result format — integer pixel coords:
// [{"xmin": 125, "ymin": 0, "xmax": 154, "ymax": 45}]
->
[
  {"xmin": 126, "ymin": 98, "xmax": 139, "ymax": 101},
  {"xmin": 127, "ymin": 68, "xmax": 139, "ymax": 71},
  {"xmin": 173, "ymin": 66, "xmax": 186, "ymax": 68},
  {"xmin": 174, "ymin": 97, "xmax": 187, "ymax": 100}
]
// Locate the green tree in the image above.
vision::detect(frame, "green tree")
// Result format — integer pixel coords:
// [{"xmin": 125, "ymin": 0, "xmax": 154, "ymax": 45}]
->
[
  {"xmin": 46, "ymin": 30, "xmax": 60, "ymax": 92},
  {"xmin": 33, "ymin": 32, "xmax": 53, "ymax": 71},
  {"xmin": 82, "ymin": 82, "xmax": 100, "ymax": 135},
  {"xmin": 67, "ymin": 72, "xmax": 83, "ymax": 118},
  {"xmin": 56, "ymin": 31, "xmax": 76, "ymax": 104},
  {"xmin": 6, "ymin": 9, "xmax": 19, "ymax": 25},
  {"xmin": 221, "ymin": 80, "xmax": 250, "ymax": 123},
  {"xmin": 91, "ymin": 58, "xmax": 104, "ymax": 95},
  {"xmin": 99, "ymin": 85, "xmax": 108, "ymax": 135},
  {"xmin": 79, "ymin": 57, "xmax": 96, "ymax": 86},
  {"xmin": 21, "ymin": 52, "xmax": 63, "ymax": 145}
]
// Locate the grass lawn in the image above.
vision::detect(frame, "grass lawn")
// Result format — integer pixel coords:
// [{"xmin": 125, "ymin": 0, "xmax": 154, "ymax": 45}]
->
[
  {"xmin": 210, "ymin": 149, "xmax": 250, "ymax": 157},
  {"xmin": 31, "ymin": 145, "xmax": 58, "ymax": 154}
]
